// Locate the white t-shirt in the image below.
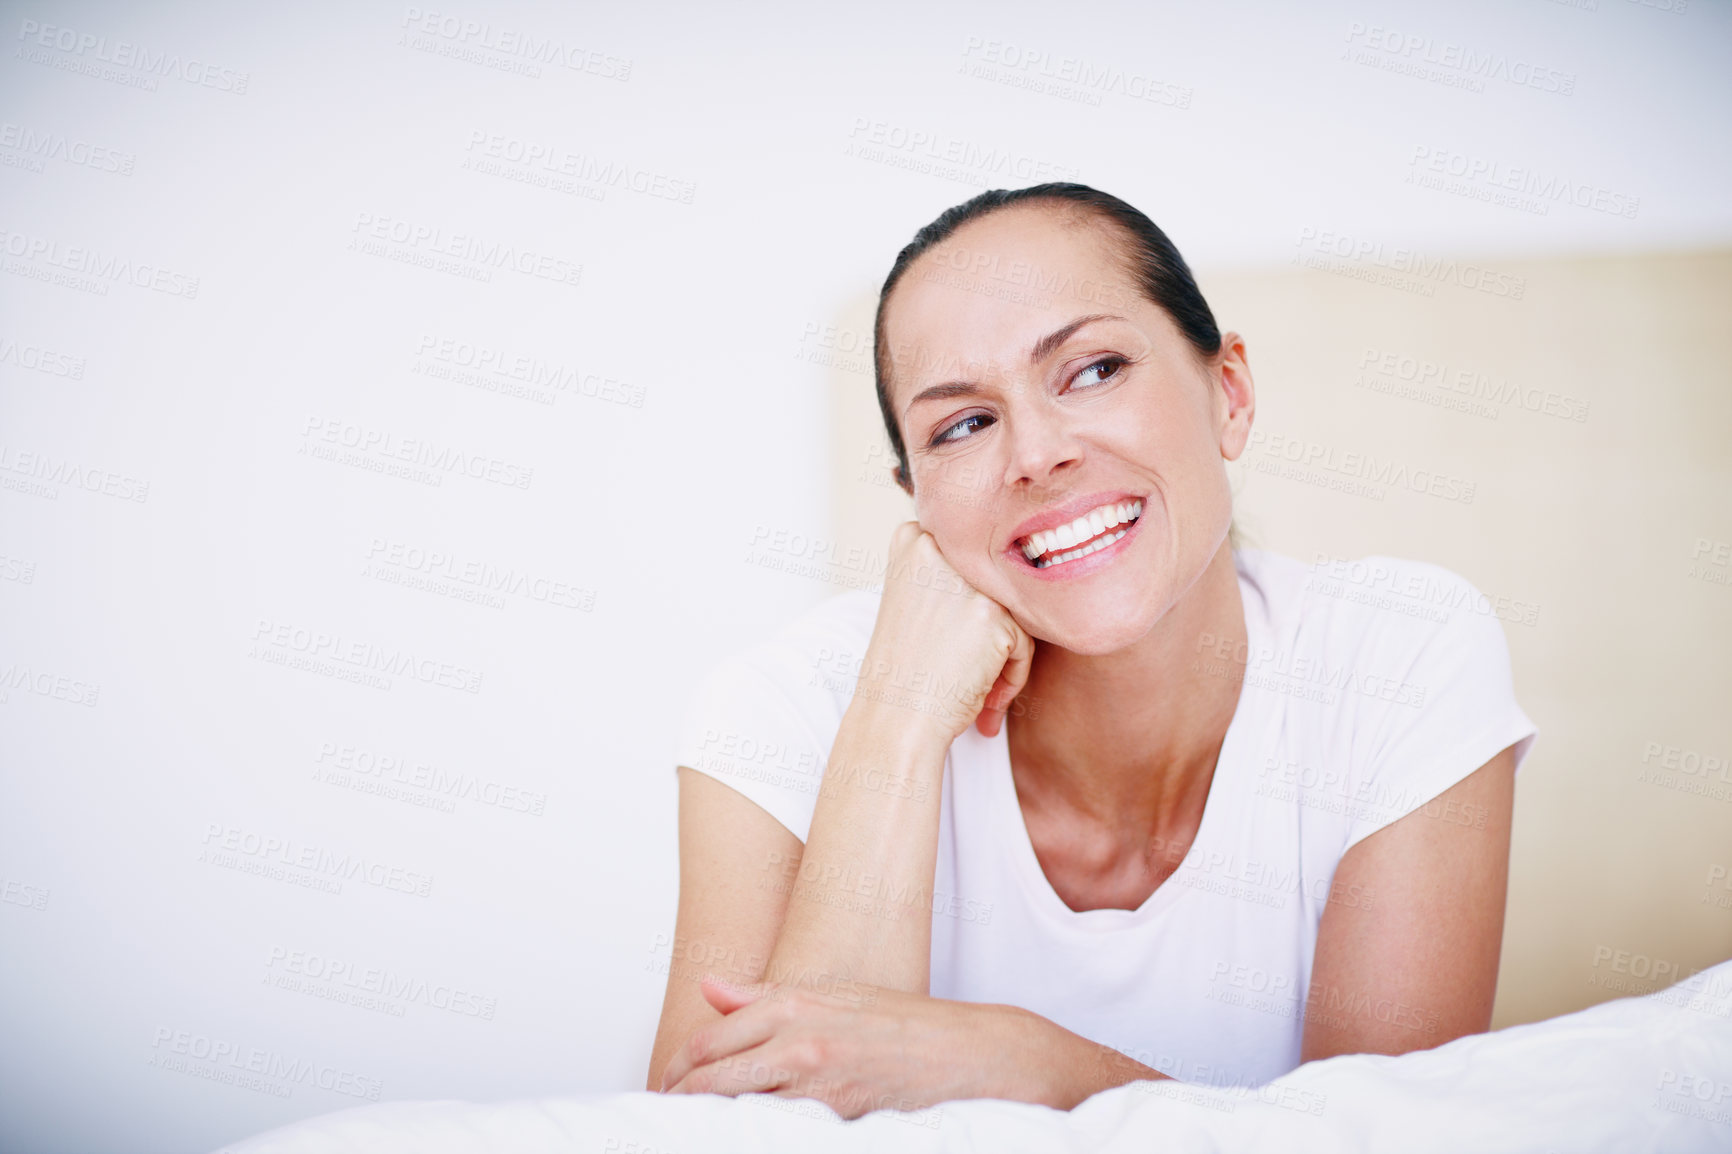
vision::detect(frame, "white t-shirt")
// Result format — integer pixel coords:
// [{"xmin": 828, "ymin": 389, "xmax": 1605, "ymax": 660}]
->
[{"xmin": 673, "ymin": 548, "xmax": 1539, "ymax": 1089}]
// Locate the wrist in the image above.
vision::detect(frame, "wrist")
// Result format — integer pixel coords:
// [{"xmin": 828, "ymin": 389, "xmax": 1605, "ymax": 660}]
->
[
  {"xmin": 838, "ymin": 693, "xmax": 957, "ymax": 769},
  {"xmin": 988, "ymin": 1007, "xmax": 1166, "ymax": 1109},
  {"xmin": 850, "ymin": 641, "xmax": 987, "ymax": 743},
  {"xmin": 963, "ymin": 1004, "xmax": 1066, "ymax": 1108}
]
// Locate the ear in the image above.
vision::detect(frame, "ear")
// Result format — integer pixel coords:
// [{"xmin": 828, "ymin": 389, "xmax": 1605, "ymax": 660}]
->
[{"xmin": 1213, "ymin": 331, "xmax": 1256, "ymax": 462}]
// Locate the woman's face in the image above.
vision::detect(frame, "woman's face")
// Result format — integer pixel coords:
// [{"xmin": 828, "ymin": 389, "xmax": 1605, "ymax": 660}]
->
[{"xmin": 881, "ymin": 204, "xmax": 1255, "ymax": 656}]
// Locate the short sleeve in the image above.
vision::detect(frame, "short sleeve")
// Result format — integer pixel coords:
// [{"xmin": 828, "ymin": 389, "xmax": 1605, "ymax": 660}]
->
[
  {"xmin": 672, "ymin": 647, "xmax": 848, "ymax": 845},
  {"xmin": 1339, "ymin": 564, "xmax": 1539, "ymax": 855}
]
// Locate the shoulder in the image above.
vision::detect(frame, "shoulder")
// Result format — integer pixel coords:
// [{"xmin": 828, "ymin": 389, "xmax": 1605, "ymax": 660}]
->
[
  {"xmin": 1320, "ymin": 553, "xmax": 1510, "ymax": 678},
  {"xmin": 723, "ymin": 588, "xmax": 883, "ymax": 701},
  {"xmin": 1253, "ymin": 551, "xmax": 1538, "ymax": 853},
  {"xmin": 1245, "ymin": 548, "xmax": 1506, "ymax": 680},
  {"xmin": 674, "ymin": 590, "xmax": 882, "ymax": 842}
]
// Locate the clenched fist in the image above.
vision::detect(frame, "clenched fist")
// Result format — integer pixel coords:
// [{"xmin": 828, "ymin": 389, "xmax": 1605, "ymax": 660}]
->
[{"xmin": 854, "ymin": 522, "xmax": 1034, "ymax": 743}]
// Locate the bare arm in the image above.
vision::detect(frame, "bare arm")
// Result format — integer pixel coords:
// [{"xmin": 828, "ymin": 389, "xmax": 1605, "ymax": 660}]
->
[
  {"xmin": 650, "ymin": 523, "xmax": 1033, "ymax": 1094},
  {"xmin": 1302, "ymin": 744, "xmax": 1518, "ymax": 1062},
  {"xmin": 765, "ymin": 525, "xmax": 1031, "ymax": 995},
  {"xmin": 645, "ymin": 768, "xmax": 800, "ymax": 1091},
  {"xmin": 646, "ymin": 696, "xmax": 953, "ymax": 1092},
  {"xmin": 657, "ymin": 972, "xmax": 1171, "ymax": 1114},
  {"xmin": 649, "ymin": 682, "xmax": 995, "ymax": 1091},
  {"xmin": 762, "ymin": 698, "xmax": 953, "ymax": 995}
]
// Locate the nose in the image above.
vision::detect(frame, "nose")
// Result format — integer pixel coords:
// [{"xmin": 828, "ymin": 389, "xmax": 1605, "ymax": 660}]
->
[{"xmin": 1001, "ymin": 403, "xmax": 1082, "ymax": 491}]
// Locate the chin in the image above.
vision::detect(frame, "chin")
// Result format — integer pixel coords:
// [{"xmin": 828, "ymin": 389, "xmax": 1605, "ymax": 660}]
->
[{"xmin": 1014, "ymin": 598, "xmax": 1158, "ymax": 657}]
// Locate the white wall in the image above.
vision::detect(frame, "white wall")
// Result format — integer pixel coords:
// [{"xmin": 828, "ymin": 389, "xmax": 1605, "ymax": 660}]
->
[{"xmin": 0, "ymin": 1, "xmax": 1726, "ymax": 1151}]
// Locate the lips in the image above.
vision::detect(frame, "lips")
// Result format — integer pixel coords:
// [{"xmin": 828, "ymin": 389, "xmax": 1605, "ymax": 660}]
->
[{"xmin": 1010, "ymin": 494, "xmax": 1145, "ymax": 569}]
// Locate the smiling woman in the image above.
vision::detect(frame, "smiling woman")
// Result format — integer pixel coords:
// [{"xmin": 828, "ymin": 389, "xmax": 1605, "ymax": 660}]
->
[{"xmin": 648, "ymin": 184, "xmax": 1539, "ymax": 1117}]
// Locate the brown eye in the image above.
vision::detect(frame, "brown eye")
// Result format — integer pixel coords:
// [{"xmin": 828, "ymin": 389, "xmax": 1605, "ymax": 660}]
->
[
  {"xmin": 933, "ymin": 412, "xmax": 995, "ymax": 446},
  {"xmin": 1072, "ymin": 357, "xmax": 1125, "ymax": 390}
]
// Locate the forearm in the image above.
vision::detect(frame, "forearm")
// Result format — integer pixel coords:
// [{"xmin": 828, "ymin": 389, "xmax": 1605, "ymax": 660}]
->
[
  {"xmin": 988, "ymin": 1005, "xmax": 1171, "ymax": 1110},
  {"xmin": 766, "ymin": 695, "xmax": 951, "ymax": 994},
  {"xmin": 881, "ymin": 999, "xmax": 1174, "ymax": 1111}
]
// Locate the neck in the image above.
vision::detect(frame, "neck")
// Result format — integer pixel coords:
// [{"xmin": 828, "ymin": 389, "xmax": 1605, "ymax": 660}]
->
[{"xmin": 1006, "ymin": 541, "xmax": 1249, "ymax": 853}]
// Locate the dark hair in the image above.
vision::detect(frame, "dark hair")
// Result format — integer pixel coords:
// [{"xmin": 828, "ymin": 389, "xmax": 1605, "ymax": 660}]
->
[{"xmin": 871, "ymin": 183, "xmax": 1231, "ymax": 530}]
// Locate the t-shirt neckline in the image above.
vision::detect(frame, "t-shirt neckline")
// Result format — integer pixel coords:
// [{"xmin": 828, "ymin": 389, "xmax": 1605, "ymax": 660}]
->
[{"xmin": 983, "ymin": 568, "xmax": 1265, "ymax": 931}]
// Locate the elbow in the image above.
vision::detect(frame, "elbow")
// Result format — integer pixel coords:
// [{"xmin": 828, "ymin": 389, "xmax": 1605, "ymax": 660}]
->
[{"xmin": 645, "ymin": 1039, "xmax": 679, "ymax": 1094}]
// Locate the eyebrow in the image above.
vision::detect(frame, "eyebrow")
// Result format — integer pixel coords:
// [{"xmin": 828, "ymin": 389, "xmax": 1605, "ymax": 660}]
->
[{"xmin": 901, "ymin": 313, "xmax": 1125, "ymax": 419}]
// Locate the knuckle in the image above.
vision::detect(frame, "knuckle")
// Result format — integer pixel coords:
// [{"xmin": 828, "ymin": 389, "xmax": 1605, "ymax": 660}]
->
[{"xmin": 795, "ymin": 1037, "xmax": 830, "ymax": 1068}]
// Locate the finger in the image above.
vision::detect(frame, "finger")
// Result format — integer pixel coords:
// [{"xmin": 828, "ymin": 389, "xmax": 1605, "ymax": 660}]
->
[
  {"xmin": 659, "ymin": 995, "xmax": 783, "ymax": 1091},
  {"xmin": 977, "ymin": 619, "xmax": 1035, "ymax": 738},
  {"xmin": 998, "ymin": 617, "xmax": 1036, "ymax": 706},
  {"xmin": 666, "ymin": 1041, "xmax": 798, "ymax": 1098},
  {"xmin": 699, "ymin": 973, "xmax": 769, "ymax": 1015},
  {"xmin": 889, "ymin": 520, "xmax": 924, "ymax": 556},
  {"xmin": 975, "ymin": 670, "xmax": 1012, "ymax": 738},
  {"xmin": 764, "ymin": 1087, "xmax": 851, "ymax": 1117}
]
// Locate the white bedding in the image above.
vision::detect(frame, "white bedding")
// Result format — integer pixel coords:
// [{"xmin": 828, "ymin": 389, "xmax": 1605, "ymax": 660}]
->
[{"xmin": 218, "ymin": 959, "xmax": 1732, "ymax": 1154}]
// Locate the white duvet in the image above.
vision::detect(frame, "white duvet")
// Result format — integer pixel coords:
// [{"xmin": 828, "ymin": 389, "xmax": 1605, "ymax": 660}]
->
[{"xmin": 219, "ymin": 960, "xmax": 1732, "ymax": 1154}]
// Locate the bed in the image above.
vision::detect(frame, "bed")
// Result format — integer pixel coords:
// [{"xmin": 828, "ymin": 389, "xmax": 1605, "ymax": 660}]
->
[{"xmin": 217, "ymin": 958, "xmax": 1732, "ymax": 1153}]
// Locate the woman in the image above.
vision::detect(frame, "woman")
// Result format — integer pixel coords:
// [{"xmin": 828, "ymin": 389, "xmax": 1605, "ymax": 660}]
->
[{"xmin": 647, "ymin": 184, "xmax": 1538, "ymax": 1117}]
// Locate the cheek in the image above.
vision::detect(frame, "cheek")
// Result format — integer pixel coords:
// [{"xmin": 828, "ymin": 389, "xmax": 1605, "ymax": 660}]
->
[
  {"xmin": 1116, "ymin": 388, "xmax": 1179, "ymax": 444},
  {"xmin": 1114, "ymin": 390, "xmax": 1213, "ymax": 483},
  {"xmin": 913, "ymin": 452, "xmax": 993, "ymax": 524},
  {"xmin": 915, "ymin": 490, "xmax": 980, "ymax": 550},
  {"xmin": 919, "ymin": 451, "xmax": 996, "ymax": 504},
  {"xmin": 915, "ymin": 493, "xmax": 1011, "ymax": 580}
]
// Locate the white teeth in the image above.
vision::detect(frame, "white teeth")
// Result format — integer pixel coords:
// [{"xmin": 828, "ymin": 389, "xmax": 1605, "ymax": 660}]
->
[
  {"xmin": 1019, "ymin": 498, "xmax": 1144, "ymax": 567},
  {"xmin": 1037, "ymin": 528, "xmax": 1128, "ymax": 568}
]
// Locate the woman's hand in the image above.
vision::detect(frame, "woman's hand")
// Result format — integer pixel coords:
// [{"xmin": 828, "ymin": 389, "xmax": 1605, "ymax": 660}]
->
[
  {"xmin": 862, "ymin": 521, "xmax": 1034, "ymax": 742},
  {"xmin": 659, "ymin": 975, "xmax": 1054, "ymax": 1117}
]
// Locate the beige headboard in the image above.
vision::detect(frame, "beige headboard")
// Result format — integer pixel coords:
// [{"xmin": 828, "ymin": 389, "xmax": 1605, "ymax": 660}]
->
[{"xmin": 824, "ymin": 247, "xmax": 1732, "ymax": 1029}]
